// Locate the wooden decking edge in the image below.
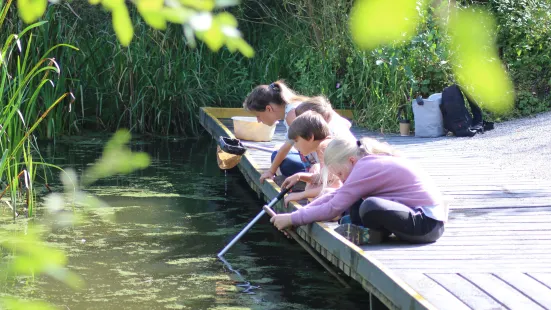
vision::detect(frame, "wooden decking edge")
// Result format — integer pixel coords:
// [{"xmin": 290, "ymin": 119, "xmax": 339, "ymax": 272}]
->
[{"xmin": 199, "ymin": 107, "xmax": 437, "ymax": 310}]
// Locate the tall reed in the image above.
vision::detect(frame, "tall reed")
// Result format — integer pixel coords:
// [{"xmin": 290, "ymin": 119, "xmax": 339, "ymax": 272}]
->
[
  {"xmin": 0, "ymin": 0, "xmax": 78, "ymax": 217},
  {"xmin": 35, "ymin": 1, "xmax": 453, "ymax": 135}
]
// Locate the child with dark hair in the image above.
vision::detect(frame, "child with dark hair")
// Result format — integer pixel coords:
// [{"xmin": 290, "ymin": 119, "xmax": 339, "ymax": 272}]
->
[
  {"xmin": 243, "ymin": 84, "xmax": 354, "ymax": 183},
  {"xmin": 280, "ymin": 111, "xmax": 343, "ymax": 206},
  {"xmin": 243, "ymin": 80, "xmax": 311, "ymax": 182}
]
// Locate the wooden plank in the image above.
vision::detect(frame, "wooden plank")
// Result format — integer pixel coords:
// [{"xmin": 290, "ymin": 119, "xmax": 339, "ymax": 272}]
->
[
  {"xmin": 372, "ymin": 253, "xmax": 551, "ymax": 260},
  {"xmin": 446, "ymin": 218, "xmax": 551, "ymax": 223},
  {"xmin": 392, "ymin": 268, "xmax": 551, "ymax": 274},
  {"xmin": 443, "ymin": 223, "xmax": 551, "ymax": 230},
  {"xmin": 461, "ymin": 273, "xmax": 545, "ymax": 310},
  {"xmin": 442, "ymin": 230, "xmax": 551, "ymax": 236},
  {"xmin": 203, "ymin": 107, "xmax": 551, "ymax": 310},
  {"xmin": 366, "ymin": 247, "xmax": 551, "ymax": 255},
  {"xmin": 201, "ymin": 108, "xmax": 436, "ymax": 310},
  {"xmin": 495, "ymin": 273, "xmax": 551, "ymax": 308},
  {"xmin": 529, "ymin": 273, "xmax": 551, "ymax": 290},
  {"xmin": 451, "ymin": 209, "xmax": 551, "ymax": 215},
  {"xmin": 371, "ymin": 240, "xmax": 551, "ymax": 246},
  {"xmin": 395, "ymin": 273, "xmax": 470, "ymax": 310},
  {"xmin": 427, "ymin": 273, "xmax": 504, "ymax": 310},
  {"xmin": 383, "ymin": 263, "xmax": 551, "ymax": 273},
  {"xmin": 301, "ymin": 221, "xmax": 436, "ymax": 310},
  {"xmin": 446, "ymin": 223, "xmax": 551, "ymax": 229},
  {"xmin": 369, "ymin": 246, "xmax": 551, "ymax": 254},
  {"xmin": 434, "ymin": 235, "xmax": 551, "ymax": 241}
]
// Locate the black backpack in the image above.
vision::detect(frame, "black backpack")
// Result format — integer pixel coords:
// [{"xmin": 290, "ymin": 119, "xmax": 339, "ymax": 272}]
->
[{"xmin": 440, "ymin": 84, "xmax": 494, "ymax": 137}]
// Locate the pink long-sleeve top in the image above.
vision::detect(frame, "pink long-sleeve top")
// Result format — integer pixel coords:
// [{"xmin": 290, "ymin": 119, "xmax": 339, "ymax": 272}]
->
[{"xmin": 290, "ymin": 155, "xmax": 448, "ymax": 226}]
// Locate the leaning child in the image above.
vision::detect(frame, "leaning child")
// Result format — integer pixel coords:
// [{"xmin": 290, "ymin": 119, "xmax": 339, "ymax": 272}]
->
[
  {"xmin": 271, "ymin": 137, "xmax": 448, "ymax": 245},
  {"xmin": 280, "ymin": 111, "xmax": 343, "ymax": 207}
]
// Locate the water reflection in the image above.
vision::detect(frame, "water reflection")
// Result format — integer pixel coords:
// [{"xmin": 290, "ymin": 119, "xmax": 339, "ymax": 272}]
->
[{"xmin": 3, "ymin": 135, "xmax": 376, "ymax": 310}]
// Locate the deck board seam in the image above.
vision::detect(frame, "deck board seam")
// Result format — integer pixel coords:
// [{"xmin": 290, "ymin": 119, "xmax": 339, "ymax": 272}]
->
[
  {"xmin": 458, "ymin": 273, "xmax": 510, "ymax": 310},
  {"xmin": 425, "ymin": 273, "xmax": 474, "ymax": 310},
  {"xmin": 526, "ymin": 274, "xmax": 551, "ymax": 291},
  {"xmin": 492, "ymin": 273, "xmax": 550, "ymax": 310}
]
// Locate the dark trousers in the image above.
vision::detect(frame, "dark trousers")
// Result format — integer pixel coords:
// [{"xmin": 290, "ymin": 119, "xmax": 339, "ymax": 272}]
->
[
  {"xmin": 271, "ymin": 150, "xmax": 306, "ymax": 177},
  {"xmin": 349, "ymin": 197, "xmax": 444, "ymax": 243}
]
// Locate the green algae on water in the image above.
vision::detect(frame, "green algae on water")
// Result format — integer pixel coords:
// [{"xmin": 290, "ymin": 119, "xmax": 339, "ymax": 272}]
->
[
  {"xmin": 164, "ymin": 304, "xmax": 186, "ymax": 309},
  {"xmin": 204, "ymin": 227, "xmax": 240, "ymax": 236},
  {"xmin": 166, "ymin": 257, "xmax": 216, "ymax": 266},
  {"xmin": 113, "ymin": 268, "xmax": 139, "ymax": 277}
]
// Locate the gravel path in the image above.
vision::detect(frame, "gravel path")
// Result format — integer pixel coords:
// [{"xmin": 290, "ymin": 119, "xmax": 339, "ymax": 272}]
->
[{"xmin": 425, "ymin": 111, "xmax": 551, "ymax": 181}]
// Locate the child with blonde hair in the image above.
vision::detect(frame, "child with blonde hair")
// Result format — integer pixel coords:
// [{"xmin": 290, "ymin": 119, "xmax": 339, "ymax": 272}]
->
[{"xmin": 271, "ymin": 136, "xmax": 448, "ymax": 245}]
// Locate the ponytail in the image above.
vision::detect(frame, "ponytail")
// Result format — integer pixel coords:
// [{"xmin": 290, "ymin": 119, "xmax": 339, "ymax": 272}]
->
[{"xmin": 243, "ymin": 80, "xmax": 310, "ymax": 112}]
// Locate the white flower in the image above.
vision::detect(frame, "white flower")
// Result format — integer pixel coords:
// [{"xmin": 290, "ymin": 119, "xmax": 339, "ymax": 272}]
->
[
  {"xmin": 190, "ymin": 13, "xmax": 212, "ymax": 31},
  {"xmin": 221, "ymin": 26, "xmax": 241, "ymax": 38}
]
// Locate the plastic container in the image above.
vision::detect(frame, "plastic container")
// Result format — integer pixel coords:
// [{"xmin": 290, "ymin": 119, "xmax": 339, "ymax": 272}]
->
[
  {"xmin": 399, "ymin": 120, "xmax": 411, "ymax": 136},
  {"xmin": 412, "ymin": 93, "xmax": 445, "ymax": 137},
  {"xmin": 231, "ymin": 116, "xmax": 278, "ymax": 142}
]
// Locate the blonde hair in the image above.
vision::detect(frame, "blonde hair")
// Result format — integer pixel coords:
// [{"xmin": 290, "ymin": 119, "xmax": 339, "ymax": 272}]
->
[
  {"xmin": 321, "ymin": 137, "xmax": 400, "ymax": 190},
  {"xmin": 294, "ymin": 96, "xmax": 334, "ymax": 122}
]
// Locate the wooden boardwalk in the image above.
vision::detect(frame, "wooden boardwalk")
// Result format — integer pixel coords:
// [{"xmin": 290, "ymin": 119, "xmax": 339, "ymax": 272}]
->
[{"xmin": 200, "ymin": 107, "xmax": 551, "ymax": 310}]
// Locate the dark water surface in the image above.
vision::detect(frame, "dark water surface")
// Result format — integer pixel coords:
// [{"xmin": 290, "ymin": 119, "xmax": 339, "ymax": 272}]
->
[{"xmin": 7, "ymin": 135, "xmax": 380, "ymax": 310}]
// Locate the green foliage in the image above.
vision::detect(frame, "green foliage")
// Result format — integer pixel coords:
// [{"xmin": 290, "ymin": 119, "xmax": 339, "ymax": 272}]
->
[
  {"xmin": 487, "ymin": 0, "xmax": 551, "ymax": 115},
  {"xmin": 349, "ymin": 0, "xmax": 515, "ymax": 116},
  {"xmin": 0, "ymin": 0, "xmax": 79, "ymax": 217},
  {"xmin": 15, "ymin": 0, "xmax": 254, "ymax": 57},
  {"xmin": 514, "ymin": 90, "xmax": 549, "ymax": 117},
  {"xmin": 350, "ymin": 0, "xmax": 429, "ymax": 50},
  {"xmin": 0, "ymin": 129, "xmax": 151, "ymax": 310},
  {"xmin": 17, "ymin": 2, "xmax": 254, "ymax": 136},
  {"xmin": 6, "ymin": 0, "xmax": 550, "ymax": 136},
  {"xmin": 81, "ymin": 129, "xmax": 150, "ymax": 185},
  {"xmin": 2, "ymin": 298, "xmax": 58, "ymax": 310},
  {"xmin": 0, "ymin": 225, "xmax": 85, "ymax": 291}
]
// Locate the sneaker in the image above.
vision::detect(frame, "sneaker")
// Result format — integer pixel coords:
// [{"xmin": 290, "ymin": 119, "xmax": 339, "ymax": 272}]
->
[{"xmin": 334, "ymin": 224, "xmax": 384, "ymax": 245}]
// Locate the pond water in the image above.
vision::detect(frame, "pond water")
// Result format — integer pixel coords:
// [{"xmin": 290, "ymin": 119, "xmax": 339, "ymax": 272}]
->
[{"xmin": 2, "ymin": 135, "xmax": 383, "ymax": 310}]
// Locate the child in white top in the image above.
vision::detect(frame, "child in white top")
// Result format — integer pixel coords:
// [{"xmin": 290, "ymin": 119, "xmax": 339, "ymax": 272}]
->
[{"xmin": 243, "ymin": 81, "xmax": 311, "ymax": 182}]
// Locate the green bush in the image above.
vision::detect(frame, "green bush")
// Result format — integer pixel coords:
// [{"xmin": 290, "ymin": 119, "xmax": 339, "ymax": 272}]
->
[
  {"xmin": 490, "ymin": 0, "xmax": 551, "ymax": 115},
  {"xmin": 8, "ymin": 0, "xmax": 551, "ymax": 136}
]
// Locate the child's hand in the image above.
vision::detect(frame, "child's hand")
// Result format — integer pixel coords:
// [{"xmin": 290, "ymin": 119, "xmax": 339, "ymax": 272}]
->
[
  {"xmin": 282, "ymin": 173, "xmax": 302, "ymax": 189},
  {"xmin": 270, "ymin": 214, "xmax": 293, "ymax": 231},
  {"xmin": 284, "ymin": 192, "xmax": 303, "ymax": 208},
  {"xmin": 259, "ymin": 170, "xmax": 274, "ymax": 183}
]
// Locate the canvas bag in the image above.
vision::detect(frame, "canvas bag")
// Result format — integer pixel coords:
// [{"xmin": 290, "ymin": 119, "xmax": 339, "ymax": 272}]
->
[{"xmin": 412, "ymin": 93, "xmax": 445, "ymax": 137}]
